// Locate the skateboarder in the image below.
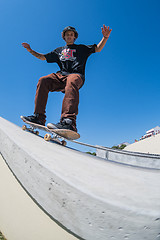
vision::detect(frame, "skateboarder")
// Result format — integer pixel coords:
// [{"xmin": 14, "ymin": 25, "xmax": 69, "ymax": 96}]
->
[{"xmin": 22, "ymin": 25, "xmax": 112, "ymax": 132}]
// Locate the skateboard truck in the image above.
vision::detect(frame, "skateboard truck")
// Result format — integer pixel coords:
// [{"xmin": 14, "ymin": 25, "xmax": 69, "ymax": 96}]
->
[
  {"xmin": 22, "ymin": 124, "xmax": 39, "ymax": 136},
  {"xmin": 44, "ymin": 133, "xmax": 67, "ymax": 146}
]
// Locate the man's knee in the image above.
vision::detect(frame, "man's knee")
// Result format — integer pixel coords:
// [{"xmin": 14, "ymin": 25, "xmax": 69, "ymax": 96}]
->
[
  {"xmin": 66, "ymin": 74, "xmax": 83, "ymax": 89},
  {"xmin": 38, "ymin": 76, "xmax": 48, "ymax": 86}
]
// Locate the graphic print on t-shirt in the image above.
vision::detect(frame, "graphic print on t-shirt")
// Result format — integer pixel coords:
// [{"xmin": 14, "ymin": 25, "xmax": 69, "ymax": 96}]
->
[{"xmin": 59, "ymin": 48, "xmax": 76, "ymax": 61}]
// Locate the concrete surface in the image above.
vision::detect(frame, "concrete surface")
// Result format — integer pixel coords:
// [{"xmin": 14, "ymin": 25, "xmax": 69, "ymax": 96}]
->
[
  {"xmin": 125, "ymin": 134, "xmax": 160, "ymax": 154},
  {"xmin": 0, "ymin": 153, "xmax": 78, "ymax": 240},
  {"xmin": 96, "ymin": 145, "xmax": 160, "ymax": 169},
  {"xmin": 0, "ymin": 117, "xmax": 160, "ymax": 240}
]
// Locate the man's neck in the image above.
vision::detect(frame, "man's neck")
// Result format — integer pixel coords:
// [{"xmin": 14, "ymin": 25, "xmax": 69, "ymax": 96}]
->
[{"xmin": 66, "ymin": 42, "xmax": 75, "ymax": 46}]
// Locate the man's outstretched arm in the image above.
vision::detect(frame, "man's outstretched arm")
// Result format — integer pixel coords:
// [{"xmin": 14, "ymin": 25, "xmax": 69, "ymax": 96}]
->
[
  {"xmin": 95, "ymin": 25, "xmax": 112, "ymax": 53},
  {"xmin": 22, "ymin": 43, "xmax": 46, "ymax": 60}
]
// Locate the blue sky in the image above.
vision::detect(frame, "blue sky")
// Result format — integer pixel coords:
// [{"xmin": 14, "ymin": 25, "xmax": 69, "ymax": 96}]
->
[{"xmin": 1, "ymin": 0, "xmax": 160, "ymax": 152}]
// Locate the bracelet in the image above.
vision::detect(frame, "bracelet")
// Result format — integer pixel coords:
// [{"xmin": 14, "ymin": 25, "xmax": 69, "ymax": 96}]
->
[{"xmin": 104, "ymin": 36, "xmax": 109, "ymax": 39}]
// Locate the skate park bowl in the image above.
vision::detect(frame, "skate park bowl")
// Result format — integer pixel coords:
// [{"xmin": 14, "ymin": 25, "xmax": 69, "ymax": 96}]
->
[{"xmin": 0, "ymin": 116, "xmax": 160, "ymax": 240}]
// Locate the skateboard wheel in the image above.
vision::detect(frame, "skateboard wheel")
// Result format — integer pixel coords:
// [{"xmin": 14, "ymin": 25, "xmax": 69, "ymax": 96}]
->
[
  {"xmin": 62, "ymin": 140, "xmax": 67, "ymax": 146},
  {"xmin": 44, "ymin": 134, "xmax": 51, "ymax": 141},
  {"xmin": 35, "ymin": 131, "xmax": 39, "ymax": 135},
  {"xmin": 22, "ymin": 125, "xmax": 27, "ymax": 130}
]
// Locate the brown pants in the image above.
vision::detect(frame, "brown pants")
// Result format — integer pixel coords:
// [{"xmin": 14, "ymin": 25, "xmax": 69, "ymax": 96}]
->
[{"xmin": 34, "ymin": 72, "xmax": 83, "ymax": 128}]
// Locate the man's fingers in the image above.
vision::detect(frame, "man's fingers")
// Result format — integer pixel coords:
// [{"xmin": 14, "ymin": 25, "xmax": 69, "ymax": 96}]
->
[
  {"xmin": 22, "ymin": 42, "xmax": 30, "ymax": 48},
  {"xmin": 101, "ymin": 25, "xmax": 112, "ymax": 37},
  {"xmin": 102, "ymin": 25, "xmax": 112, "ymax": 33},
  {"xmin": 103, "ymin": 24, "xmax": 107, "ymax": 30},
  {"xmin": 22, "ymin": 43, "xmax": 27, "ymax": 47}
]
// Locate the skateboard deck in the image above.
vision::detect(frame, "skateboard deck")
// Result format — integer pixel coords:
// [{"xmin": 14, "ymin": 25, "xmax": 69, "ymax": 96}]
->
[{"xmin": 20, "ymin": 116, "xmax": 80, "ymax": 145}]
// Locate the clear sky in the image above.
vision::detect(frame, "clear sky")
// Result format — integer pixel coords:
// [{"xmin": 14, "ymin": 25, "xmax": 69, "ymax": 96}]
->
[{"xmin": 1, "ymin": 0, "xmax": 160, "ymax": 152}]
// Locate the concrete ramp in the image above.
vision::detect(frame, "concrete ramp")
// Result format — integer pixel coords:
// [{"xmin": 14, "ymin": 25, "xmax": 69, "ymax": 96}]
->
[
  {"xmin": 125, "ymin": 134, "xmax": 160, "ymax": 154},
  {"xmin": 0, "ymin": 117, "xmax": 160, "ymax": 240}
]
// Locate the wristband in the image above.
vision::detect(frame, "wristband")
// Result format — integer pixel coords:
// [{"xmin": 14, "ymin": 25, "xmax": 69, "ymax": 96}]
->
[{"xmin": 104, "ymin": 36, "xmax": 109, "ymax": 39}]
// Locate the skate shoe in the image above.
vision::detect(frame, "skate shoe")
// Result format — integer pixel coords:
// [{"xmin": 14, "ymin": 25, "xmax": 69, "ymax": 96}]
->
[
  {"xmin": 47, "ymin": 118, "xmax": 77, "ymax": 132},
  {"xmin": 22, "ymin": 114, "xmax": 46, "ymax": 126}
]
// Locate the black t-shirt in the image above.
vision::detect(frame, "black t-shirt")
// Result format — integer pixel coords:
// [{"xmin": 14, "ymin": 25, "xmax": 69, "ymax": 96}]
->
[{"xmin": 44, "ymin": 44, "xmax": 97, "ymax": 82}]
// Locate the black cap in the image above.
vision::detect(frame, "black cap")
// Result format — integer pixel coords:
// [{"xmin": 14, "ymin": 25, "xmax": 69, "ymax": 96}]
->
[{"xmin": 62, "ymin": 26, "xmax": 78, "ymax": 39}]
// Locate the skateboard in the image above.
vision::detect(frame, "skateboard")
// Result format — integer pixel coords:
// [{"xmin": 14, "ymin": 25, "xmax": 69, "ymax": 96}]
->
[{"xmin": 20, "ymin": 116, "xmax": 80, "ymax": 146}]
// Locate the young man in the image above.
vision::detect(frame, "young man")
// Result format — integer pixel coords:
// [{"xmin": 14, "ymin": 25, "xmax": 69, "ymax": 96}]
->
[{"xmin": 22, "ymin": 25, "xmax": 112, "ymax": 132}]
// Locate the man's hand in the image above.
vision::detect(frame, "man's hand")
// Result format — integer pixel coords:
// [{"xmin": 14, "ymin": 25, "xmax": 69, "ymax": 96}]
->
[
  {"xmin": 95, "ymin": 24, "xmax": 112, "ymax": 52},
  {"xmin": 22, "ymin": 42, "xmax": 32, "ymax": 51},
  {"xmin": 21, "ymin": 42, "xmax": 46, "ymax": 60},
  {"xmin": 101, "ymin": 24, "xmax": 112, "ymax": 39}
]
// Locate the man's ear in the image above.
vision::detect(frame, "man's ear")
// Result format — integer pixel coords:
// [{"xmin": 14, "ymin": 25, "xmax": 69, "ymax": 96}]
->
[{"xmin": 61, "ymin": 32, "xmax": 65, "ymax": 40}]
